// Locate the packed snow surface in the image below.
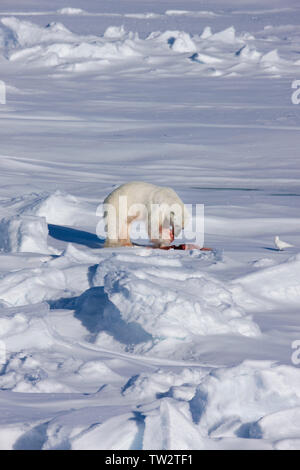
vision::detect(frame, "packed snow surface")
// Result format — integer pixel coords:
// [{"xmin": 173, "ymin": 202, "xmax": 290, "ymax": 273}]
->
[{"xmin": 0, "ymin": 0, "xmax": 300, "ymax": 450}]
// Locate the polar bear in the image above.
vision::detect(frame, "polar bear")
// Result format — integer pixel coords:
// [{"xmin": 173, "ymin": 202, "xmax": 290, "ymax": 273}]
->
[{"xmin": 103, "ymin": 181, "xmax": 190, "ymax": 248}]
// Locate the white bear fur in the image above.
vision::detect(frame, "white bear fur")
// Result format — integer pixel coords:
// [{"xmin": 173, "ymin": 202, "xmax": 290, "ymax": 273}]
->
[{"xmin": 103, "ymin": 181, "xmax": 189, "ymax": 247}]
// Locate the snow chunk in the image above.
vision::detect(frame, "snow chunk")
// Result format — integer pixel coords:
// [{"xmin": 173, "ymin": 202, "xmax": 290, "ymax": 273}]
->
[
  {"xmin": 0, "ymin": 215, "xmax": 57, "ymax": 254},
  {"xmin": 147, "ymin": 30, "xmax": 196, "ymax": 53},
  {"xmin": 170, "ymin": 32, "xmax": 197, "ymax": 53},
  {"xmin": 144, "ymin": 399, "xmax": 206, "ymax": 450},
  {"xmin": 236, "ymin": 44, "xmax": 261, "ymax": 61},
  {"xmin": 208, "ymin": 26, "xmax": 240, "ymax": 44},
  {"xmin": 104, "ymin": 25, "xmax": 126, "ymax": 39},
  {"xmin": 200, "ymin": 26, "xmax": 212, "ymax": 39}
]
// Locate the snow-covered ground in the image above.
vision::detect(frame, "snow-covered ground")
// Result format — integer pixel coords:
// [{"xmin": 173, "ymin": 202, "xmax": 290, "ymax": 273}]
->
[{"xmin": 0, "ymin": 0, "xmax": 300, "ymax": 450}]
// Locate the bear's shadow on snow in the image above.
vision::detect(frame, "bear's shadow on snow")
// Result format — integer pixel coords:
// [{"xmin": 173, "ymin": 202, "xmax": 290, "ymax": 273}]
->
[
  {"xmin": 48, "ymin": 287, "xmax": 152, "ymax": 347},
  {"xmin": 48, "ymin": 224, "xmax": 105, "ymax": 249}
]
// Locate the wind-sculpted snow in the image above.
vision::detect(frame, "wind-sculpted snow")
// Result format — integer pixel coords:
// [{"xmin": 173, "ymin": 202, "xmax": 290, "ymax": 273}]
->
[
  {"xmin": 121, "ymin": 360, "xmax": 300, "ymax": 449},
  {"xmin": 93, "ymin": 250, "xmax": 260, "ymax": 358},
  {"xmin": 232, "ymin": 254, "xmax": 300, "ymax": 310},
  {"xmin": 0, "ymin": 216, "xmax": 259, "ymax": 351},
  {"xmin": 0, "ymin": 215, "xmax": 57, "ymax": 254},
  {"xmin": 1, "ymin": 16, "xmax": 299, "ymax": 77}
]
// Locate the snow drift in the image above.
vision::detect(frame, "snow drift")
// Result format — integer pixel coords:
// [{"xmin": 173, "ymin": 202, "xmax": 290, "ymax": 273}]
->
[
  {"xmin": 92, "ymin": 249, "xmax": 260, "ymax": 358},
  {"xmin": 232, "ymin": 254, "xmax": 300, "ymax": 309},
  {"xmin": 8, "ymin": 190, "xmax": 97, "ymax": 228}
]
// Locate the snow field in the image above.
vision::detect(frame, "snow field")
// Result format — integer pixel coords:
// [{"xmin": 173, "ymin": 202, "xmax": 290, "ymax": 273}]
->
[
  {"xmin": 0, "ymin": 1, "xmax": 300, "ymax": 450},
  {"xmin": 0, "ymin": 188, "xmax": 299, "ymax": 449}
]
